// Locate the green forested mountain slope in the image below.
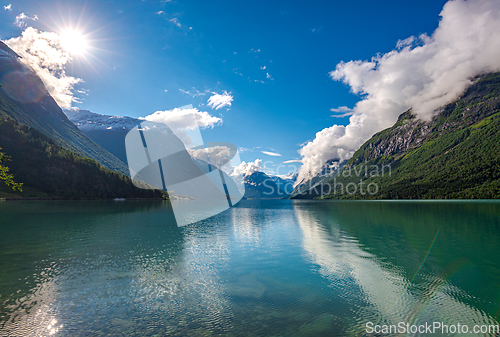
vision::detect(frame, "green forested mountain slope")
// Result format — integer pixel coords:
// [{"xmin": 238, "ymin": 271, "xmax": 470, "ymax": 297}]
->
[
  {"xmin": 0, "ymin": 41, "xmax": 129, "ymax": 176},
  {"xmin": 294, "ymin": 72, "xmax": 500, "ymax": 199},
  {"xmin": 0, "ymin": 117, "xmax": 167, "ymax": 199}
]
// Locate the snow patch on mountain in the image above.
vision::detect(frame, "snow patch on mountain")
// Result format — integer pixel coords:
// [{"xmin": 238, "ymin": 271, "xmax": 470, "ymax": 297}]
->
[{"xmin": 63, "ymin": 108, "xmax": 145, "ymax": 132}]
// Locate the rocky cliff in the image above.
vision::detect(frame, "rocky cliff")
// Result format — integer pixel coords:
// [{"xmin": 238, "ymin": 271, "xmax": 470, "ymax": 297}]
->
[{"xmin": 293, "ymin": 72, "xmax": 500, "ymax": 199}]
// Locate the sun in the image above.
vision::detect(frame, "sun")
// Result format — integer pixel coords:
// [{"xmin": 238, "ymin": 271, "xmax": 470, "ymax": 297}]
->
[{"xmin": 59, "ymin": 29, "xmax": 89, "ymax": 55}]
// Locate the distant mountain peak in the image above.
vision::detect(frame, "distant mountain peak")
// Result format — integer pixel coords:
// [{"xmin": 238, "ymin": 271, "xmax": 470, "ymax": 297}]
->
[
  {"xmin": 243, "ymin": 171, "xmax": 290, "ymax": 199},
  {"xmin": 63, "ymin": 108, "xmax": 144, "ymax": 132}
]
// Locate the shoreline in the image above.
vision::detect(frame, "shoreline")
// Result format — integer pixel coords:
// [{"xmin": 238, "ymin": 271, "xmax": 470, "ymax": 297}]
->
[{"xmin": 0, "ymin": 197, "xmax": 169, "ymax": 201}]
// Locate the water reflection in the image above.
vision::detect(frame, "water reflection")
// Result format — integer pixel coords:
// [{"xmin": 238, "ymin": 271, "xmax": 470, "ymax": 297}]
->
[
  {"xmin": 0, "ymin": 200, "xmax": 499, "ymax": 336},
  {"xmin": 293, "ymin": 200, "xmax": 500, "ymax": 335},
  {"xmin": 1, "ymin": 201, "xmax": 188, "ymax": 336}
]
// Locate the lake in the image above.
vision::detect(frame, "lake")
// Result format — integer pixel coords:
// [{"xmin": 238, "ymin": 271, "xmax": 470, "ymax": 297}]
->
[{"xmin": 0, "ymin": 200, "xmax": 499, "ymax": 336}]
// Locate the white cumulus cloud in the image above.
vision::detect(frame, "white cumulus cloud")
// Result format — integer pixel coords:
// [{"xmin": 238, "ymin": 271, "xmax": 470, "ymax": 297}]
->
[
  {"xmin": 296, "ymin": 0, "xmax": 500, "ymax": 185},
  {"xmin": 4, "ymin": 4, "xmax": 12, "ymax": 11},
  {"xmin": 231, "ymin": 159, "xmax": 262, "ymax": 177},
  {"xmin": 207, "ymin": 91, "xmax": 233, "ymax": 110},
  {"xmin": 188, "ymin": 145, "xmax": 232, "ymax": 167},
  {"xmin": 143, "ymin": 107, "xmax": 222, "ymax": 130},
  {"xmin": 14, "ymin": 13, "xmax": 38, "ymax": 28},
  {"xmin": 143, "ymin": 107, "xmax": 222, "ymax": 148},
  {"xmin": 5, "ymin": 27, "xmax": 83, "ymax": 108}
]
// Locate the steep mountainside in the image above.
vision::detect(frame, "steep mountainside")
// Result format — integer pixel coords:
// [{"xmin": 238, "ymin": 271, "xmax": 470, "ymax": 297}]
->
[
  {"xmin": 269, "ymin": 172, "xmax": 297, "ymax": 195},
  {"xmin": 293, "ymin": 72, "xmax": 500, "ymax": 199},
  {"xmin": 0, "ymin": 41, "xmax": 128, "ymax": 175},
  {"xmin": 290, "ymin": 159, "xmax": 343, "ymax": 197},
  {"xmin": 0, "ymin": 117, "xmax": 166, "ymax": 199},
  {"xmin": 63, "ymin": 108, "xmax": 148, "ymax": 165}
]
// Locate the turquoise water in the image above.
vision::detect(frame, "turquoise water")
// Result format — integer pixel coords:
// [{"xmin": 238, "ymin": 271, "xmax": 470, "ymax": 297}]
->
[{"xmin": 0, "ymin": 200, "xmax": 499, "ymax": 336}]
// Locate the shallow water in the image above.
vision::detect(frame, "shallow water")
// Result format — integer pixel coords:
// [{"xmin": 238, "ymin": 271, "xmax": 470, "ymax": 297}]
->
[{"xmin": 0, "ymin": 199, "xmax": 499, "ymax": 336}]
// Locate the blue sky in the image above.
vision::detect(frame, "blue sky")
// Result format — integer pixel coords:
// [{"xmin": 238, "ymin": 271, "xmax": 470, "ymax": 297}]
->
[{"xmin": 1, "ymin": 0, "xmax": 450, "ymax": 174}]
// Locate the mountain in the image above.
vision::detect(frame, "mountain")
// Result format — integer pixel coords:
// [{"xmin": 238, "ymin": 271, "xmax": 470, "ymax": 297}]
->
[
  {"xmin": 63, "ymin": 108, "xmax": 145, "ymax": 165},
  {"xmin": 244, "ymin": 171, "xmax": 288, "ymax": 199},
  {"xmin": 0, "ymin": 41, "xmax": 128, "ymax": 175},
  {"xmin": 65, "ymin": 108, "xmax": 270, "ymax": 201},
  {"xmin": 64, "ymin": 108, "xmax": 290, "ymax": 200},
  {"xmin": 0, "ymin": 117, "xmax": 167, "ymax": 199},
  {"xmin": 269, "ymin": 172, "xmax": 298, "ymax": 196},
  {"xmin": 289, "ymin": 159, "xmax": 344, "ymax": 197},
  {"xmin": 293, "ymin": 72, "xmax": 500, "ymax": 199}
]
